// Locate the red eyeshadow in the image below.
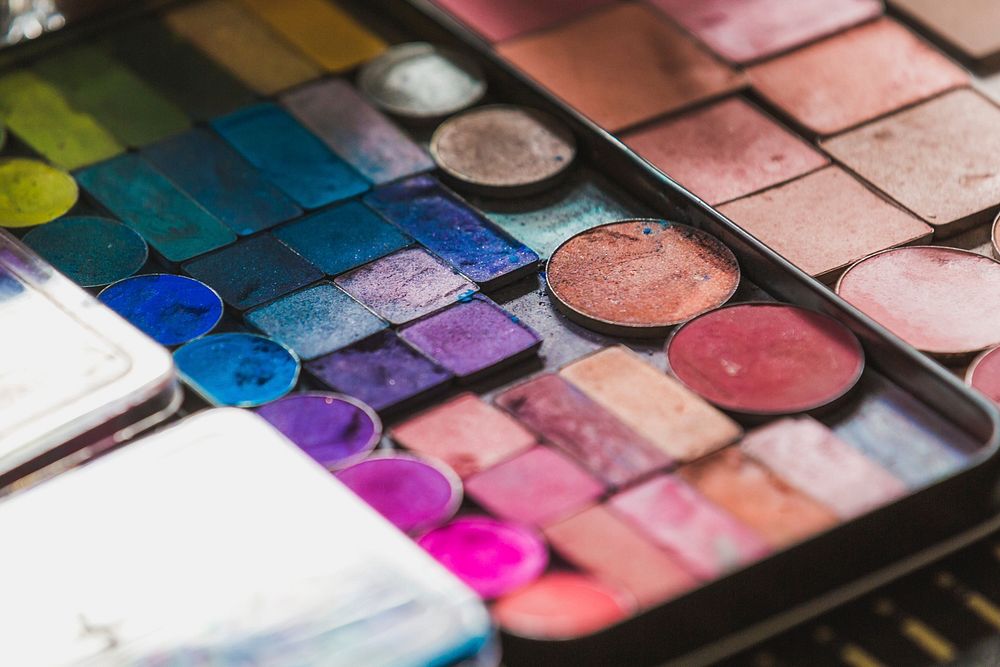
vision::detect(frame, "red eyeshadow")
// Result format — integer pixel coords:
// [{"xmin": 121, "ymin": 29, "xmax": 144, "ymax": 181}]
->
[
  {"xmin": 492, "ymin": 572, "xmax": 635, "ymax": 640},
  {"xmin": 624, "ymin": 97, "xmax": 828, "ymax": 206},
  {"xmin": 967, "ymin": 346, "xmax": 1000, "ymax": 406},
  {"xmin": 666, "ymin": 303, "xmax": 865, "ymax": 415},
  {"xmin": 464, "ymin": 447, "xmax": 605, "ymax": 527},
  {"xmin": 649, "ymin": 0, "xmax": 882, "ymax": 64},
  {"xmin": 432, "ymin": 0, "xmax": 615, "ymax": 43},
  {"xmin": 836, "ymin": 246, "xmax": 1000, "ymax": 357},
  {"xmin": 545, "ymin": 505, "xmax": 697, "ymax": 607},
  {"xmin": 610, "ymin": 475, "xmax": 770, "ymax": 580}
]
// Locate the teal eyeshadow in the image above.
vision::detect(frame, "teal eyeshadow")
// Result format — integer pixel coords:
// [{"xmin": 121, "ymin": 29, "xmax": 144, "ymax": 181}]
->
[
  {"xmin": 75, "ymin": 154, "xmax": 235, "ymax": 263},
  {"xmin": 143, "ymin": 128, "xmax": 302, "ymax": 236},
  {"xmin": 245, "ymin": 282, "xmax": 388, "ymax": 360},
  {"xmin": 212, "ymin": 103, "xmax": 370, "ymax": 210},
  {"xmin": 174, "ymin": 332, "xmax": 299, "ymax": 407},
  {"xmin": 272, "ymin": 201, "xmax": 411, "ymax": 276},
  {"xmin": 470, "ymin": 169, "xmax": 642, "ymax": 258},
  {"xmin": 22, "ymin": 216, "xmax": 148, "ymax": 287}
]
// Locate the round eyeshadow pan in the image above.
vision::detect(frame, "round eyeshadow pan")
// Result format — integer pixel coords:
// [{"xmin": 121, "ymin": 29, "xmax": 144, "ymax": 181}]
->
[
  {"xmin": 547, "ymin": 220, "xmax": 740, "ymax": 337},
  {"xmin": 0, "ymin": 158, "xmax": 78, "ymax": 228},
  {"xmin": 336, "ymin": 454, "xmax": 462, "ymax": 535},
  {"xmin": 967, "ymin": 346, "xmax": 1000, "ymax": 407},
  {"xmin": 492, "ymin": 572, "xmax": 635, "ymax": 640},
  {"xmin": 992, "ymin": 212, "xmax": 1000, "ymax": 261},
  {"xmin": 99, "ymin": 274, "xmax": 224, "ymax": 346},
  {"xmin": 666, "ymin": 302, "xmax": 865, "ymax": 415},
  {"xmin": 837, "ymin": 246, "xmax": 1000, "ymax": 357},
  {"xmin": 430, "ymin": 105, "xmax": 576, "ymax": 197},
  {"xmin": 358, "ymin": 42, "xmax": 486, "ymax": 120},
  {"xmin": 174, "ymin": 332, "xmax": 300, "ymax": 408},
  {"xmin": 23, "ymin": 216, "xmax": 148, "ymax": 287},
  {"xmin": 257, "ymin": 393, "xmax": 381, "ymax": 470},
  {"xmin": 417, "ymin": 515, "xmax": 549, "ymax": 599}
]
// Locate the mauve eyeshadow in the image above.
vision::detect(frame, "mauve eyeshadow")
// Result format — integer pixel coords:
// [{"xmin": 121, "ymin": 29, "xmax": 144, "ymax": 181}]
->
[
  {"xmin": 433, "ymin": 0, "xmax": 615, "ymax": 43},
  {"xmin": 822, "ymin": 89, "xmax": 1000, "ymax": 236},
  {"xmin": 495, "ymin": 373, "xmax": 671, "ymax": 487},
  {"xmin": 305, "ymin": 329, "xmax": 452, "ymax": 413},
  {"xmin": 624, "ymin": 97, "xmax": 828, "ymax": 206},
  {"xmin": 748, "ymin": 18, "xmax": 968, "ymax": 136},
  {"xmin": 650, "ymin": 0, "xmax": 882, "ymax": 64},
  {"xmin": 399, "ymin": 296, "xmax": 542, "ymax": 380},
  {"xmin": 717, "ymin": 167, "xmax": 932, "ymax": 282}
]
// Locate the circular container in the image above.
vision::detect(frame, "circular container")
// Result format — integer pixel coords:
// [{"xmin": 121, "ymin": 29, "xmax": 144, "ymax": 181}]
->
[
  {"xmin": 98, "ymin": 274, "xmax": 224, "ymax": 346},
  {"xmin": 666, "ymin": 302, "xmax": 865, "ymax": 416},
  {"xmin": 992, "ymin": 213, "xmax": 1000, "ymax": 261},
  {"xmin": 0, "ymin": 158, "xmax": 78, "ymax": 227},
  {"xmin": 836, "ymin": 245, "xmax": 1000, "ymax": 358},
  {"xmin": 358, "ymin": 42, "xmax": 486, "ymax": 121},
  {"xmin": 23, "ymin": 216, "xmax": 148, "ymax": 287},
  {"xmin": 417, "ymin": 516, "xmax": 548, "ymax": 600},
  {"xmin": 430, "ymin": 104, "xmax": 575, "ymax": 197},
  {"xmin": 493, "ymin": 572, "xmax": 635, "ymax": 640},
  {"xmin": 966, "ymin": 346, "xmax": 1000, "ymax": 407},
  {"xmin": 547, "ymin": 220, "xmax": 739, "ymax": 337},
  {"xmin": 336, "ymin": 453, "xmax": 462, "ymax": 535},
  {"xmin": 174, "ymin": 333, "xmax": 300, "ymax": 408},
  {"xmin": 256, "ymin": 392, "xmax": 381, "ymax": 470}
]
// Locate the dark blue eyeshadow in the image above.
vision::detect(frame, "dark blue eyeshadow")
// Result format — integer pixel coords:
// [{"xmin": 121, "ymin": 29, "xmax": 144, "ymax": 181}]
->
[
  {"xmin": 183, "ymin": 233, "xmax": 322, "ymax": 311},
  {"xmin": 212, "ymin": 103, "xmax": 370, "ymax": 210},
  {"xmin": 306, "ymin": 329, "xmax": 452, "ymax": 414},
  {"xmin": 273, "ymin": 201, "xmax": 411, "ymax": 276},
  {"xmin": 143, "ymin": 127, "xmax": 302, "ymax": 236},
  {"xmin": 98, "ymin": 273, "xmax": 223, "ymax": 346},
  {"xmin": 22, "ymin": 216, "xmax": 148, "ymax": 288},
  {"xmin": 75, "ymin": 154, "xmax": 235, "ymax": 263},
  {"xmin": 245, "ymin": 282, "xmax": 387, "ymax": 360},
  {"xmin": 363, "ymin": 175, "xmax": 539, "ymax": 289}
]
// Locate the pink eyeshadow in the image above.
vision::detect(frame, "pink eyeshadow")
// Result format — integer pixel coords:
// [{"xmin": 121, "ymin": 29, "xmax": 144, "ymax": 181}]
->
[
  {"xmin": 666, "ymin": 303, "xmax": 865, "ymax": 415},
  {"xmin": 465, "ymin": 447, "xmax": 605, "ymax": 526},
  {"xmin": 609, "ymin": 475, "xmax": 770, "ymax": 580},
  {"xmin": 432, "ymin": 0, "xmax": 615, "ymax": 43},
  {"xmin": 836, "ymin": 246, "xmax": 1000, "ymax": 357},
  {"xmin": 741, "ymin": 417, "xmax": 906, "ymax": 519},
  {"xmin": 748, "ymin": 18, "xmax": 968, "ymax": 136},
  {"xmin": 968, "ymin": 346, "xmax": 1000, "ymax": 406},
  {"xmin": 624, "ymin": 97, "xmax": 828, "ymax": 206},
  {"xmin": 649, "ymin": 0, "xmax": 882, "ymax": 64},
  {"xmin": 390, "ymin": 393, "xmax": 536, "ymax": 478},
  {"xmin": 545, "ymin": 504, "xmax": 698, "ymax": 607}
]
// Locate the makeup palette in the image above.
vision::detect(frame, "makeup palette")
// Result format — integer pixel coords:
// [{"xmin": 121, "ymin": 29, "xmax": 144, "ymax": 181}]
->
[{"xmin": 2, "ymin": 0, "xmax": 1000, "ymax": 665}]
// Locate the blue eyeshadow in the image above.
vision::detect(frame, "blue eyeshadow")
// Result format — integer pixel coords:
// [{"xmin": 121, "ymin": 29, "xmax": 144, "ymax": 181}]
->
[
  {"xmin": 183, "ymin": 234, "xmax": 322, "ymax": 310},
  {"xmin": 212, "ymin": 103, "xmax": 370, "ymax": 210},
  {"xmin": 76, "ymin": 154, "xmax": 235, "ymax": 263},
  {"xmin": 22, "ymin": 216, "xmax": 148, "ymax": 287},
  {"xmin": 832, "ymin": 374, "xmax": 968, "ymax": 487},
  {"xmin": 98, "ymin": 273, "xmax": 223, "ymax": 346},
  {"xmin": 306, "ymin": 329, "xmax": 452, "ymax": 414},
  {"xmin": 272, "ymin": 201, "xmax": 410, "ymax": 276},
  {"xmin": 245, "ymin": 282, "xmax": 388, "ymax": 360},
  {"xmin": 174, "ymin": 332, "xmax": 299, "ymax": 407},
  {"xmin": 143, "ymin": 127, "xmax": 302, "ymax": 236},
  {"xmin": 363, "ymin": 175, "xmax": 539, "ymax": 289}
]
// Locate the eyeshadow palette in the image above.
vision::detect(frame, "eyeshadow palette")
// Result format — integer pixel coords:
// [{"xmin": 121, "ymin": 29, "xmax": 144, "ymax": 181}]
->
[{"xmin": 2, "ymin": 0, "xmax": 1000, "ymax": 665}]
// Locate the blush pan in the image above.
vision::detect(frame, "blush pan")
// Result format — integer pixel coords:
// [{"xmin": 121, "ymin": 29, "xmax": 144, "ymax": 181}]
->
[
  {"xmin": 966, "ymin": 346, "xmax": 1000, "ymax": 407},
  {"xmin": 836, "ymin": 246, "xmax": 1000, "ymax": 357},
  {"xmin": 666, "ymin": 303, "xmax": 865, "ymax": 416},
  {"xmin": 546, "ymin": 220, "xmax": 739, "ymax": 337}
]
